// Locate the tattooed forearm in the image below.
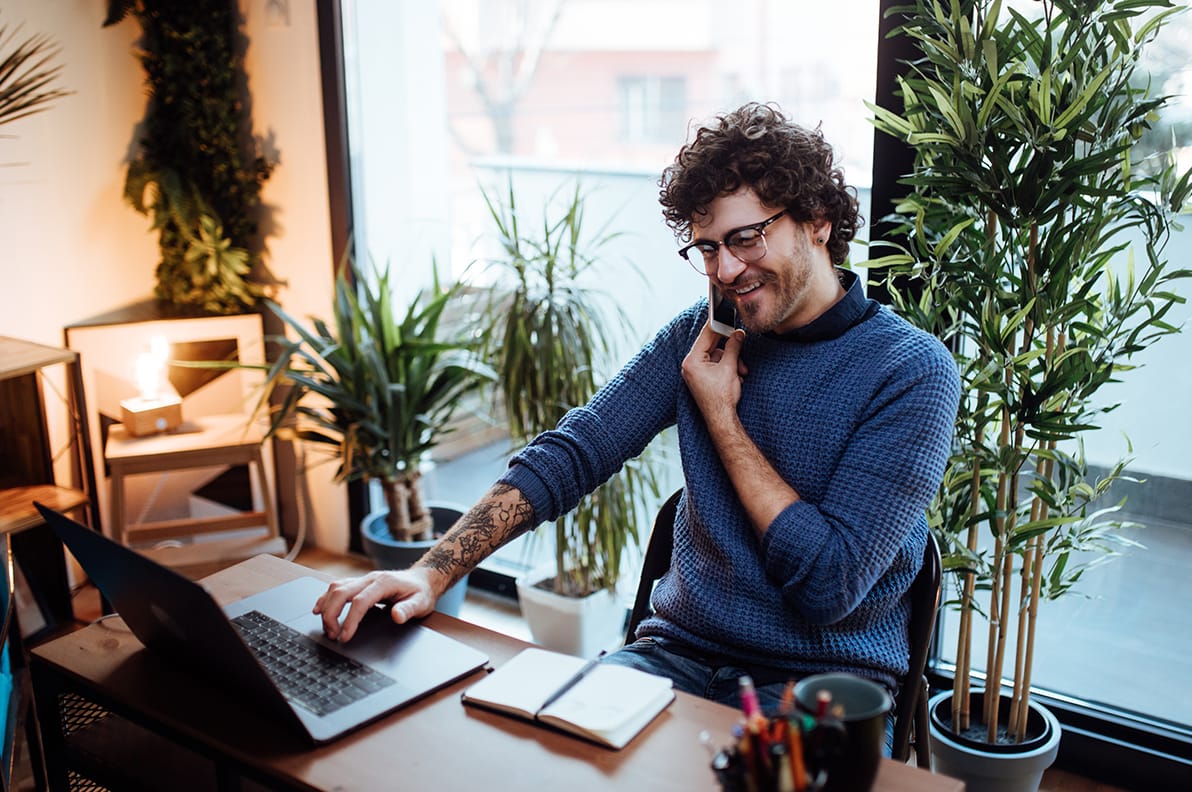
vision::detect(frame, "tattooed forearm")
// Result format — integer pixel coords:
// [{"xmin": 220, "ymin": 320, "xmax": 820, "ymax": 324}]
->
[{"xmin": 418, "ymin": 483, "xmax": 536, "ymax": 586}]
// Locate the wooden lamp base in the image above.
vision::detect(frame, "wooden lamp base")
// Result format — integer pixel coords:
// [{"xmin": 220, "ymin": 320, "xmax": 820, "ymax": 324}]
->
[{"xmin": 119, "ymin": 395, "xmax": 183, "ymax": 437}]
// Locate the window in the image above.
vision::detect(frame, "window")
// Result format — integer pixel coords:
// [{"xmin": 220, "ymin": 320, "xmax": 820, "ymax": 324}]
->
[{"xmin": 617, "ymin": 76, "xmax": 686, "ymax": 144}]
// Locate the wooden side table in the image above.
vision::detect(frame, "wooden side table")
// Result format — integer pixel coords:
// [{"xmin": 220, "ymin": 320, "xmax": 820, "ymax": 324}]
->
[{"xmin": 104, "ymin": 414, "xmax": 284, "ymax": 569}]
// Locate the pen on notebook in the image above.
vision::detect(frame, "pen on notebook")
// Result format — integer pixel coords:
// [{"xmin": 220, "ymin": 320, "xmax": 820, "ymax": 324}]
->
[{"xmin": 535, "ymin": 649, "xmax": 606, "ymax": 714}]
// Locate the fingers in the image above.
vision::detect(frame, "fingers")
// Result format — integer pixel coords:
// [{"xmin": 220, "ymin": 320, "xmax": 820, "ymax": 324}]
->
[
  {"xmin": 388, "ymin": 595, "xmax": 429, "ymax": 626},
  {"xmin": 720, "ymin": 329, "xmax": 747, "ymax": 373},
  {"xmin": 723, "ymin": 328, "xmax": 745, "ymax": 355},
  {"xmin": 314, "ymin": 572, "xmax": 392, "ymax": 643},
  {"xmin": 314, "ymin": 569, "xmax": 438, "ymax": 642},
  {"xmin": 696, "ymin": 319, "xmax": 724, "ymax": 353}
]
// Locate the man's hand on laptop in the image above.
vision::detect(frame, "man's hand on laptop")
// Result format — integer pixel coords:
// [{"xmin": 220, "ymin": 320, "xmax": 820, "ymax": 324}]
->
[{"xmin": 314, "ymin": 569, "xmax": 436, "ymax": 642}]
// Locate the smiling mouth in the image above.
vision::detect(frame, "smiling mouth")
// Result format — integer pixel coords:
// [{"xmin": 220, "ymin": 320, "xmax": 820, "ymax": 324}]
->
[{"xmin": 727, "ymin": 282, "xmax": 762, "ymax": 298}]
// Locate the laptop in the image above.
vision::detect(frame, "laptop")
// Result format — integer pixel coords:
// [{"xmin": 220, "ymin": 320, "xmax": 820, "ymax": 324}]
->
[{"xmin": 36, "ymin": 503, "xmax": 490, "ymax": 745}]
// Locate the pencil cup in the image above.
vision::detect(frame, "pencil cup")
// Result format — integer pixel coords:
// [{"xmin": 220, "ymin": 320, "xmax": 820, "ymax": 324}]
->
[
  {"xmin": 708, "ymin": 715, "xmax": 839, "ymax": 792},
  {"xmin": 794, "ymin": 673, "xmax": 892, "ymax": 792}
]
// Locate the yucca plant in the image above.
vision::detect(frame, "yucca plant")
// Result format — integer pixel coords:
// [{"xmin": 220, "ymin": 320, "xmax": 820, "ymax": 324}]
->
[
  {"xmin": 204, "ymin": 257, "xmax": 494, "ymax": 542},
  {"xmin": 869, "ymin": 0, "xmax": 1192, "ymax": 747},
  {"xmin": 473, "ymin": 180, "xmax": 661, "ymax": 597}
]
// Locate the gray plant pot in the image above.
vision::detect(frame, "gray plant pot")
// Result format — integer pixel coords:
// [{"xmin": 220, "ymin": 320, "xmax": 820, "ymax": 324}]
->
[
  {"xmin": 360, "ymin": 504, "xmax": 469, "ymax": 617},
  {"xmin": 928, "ymin": 689, "xmax": 1061, "ymax": 792}
]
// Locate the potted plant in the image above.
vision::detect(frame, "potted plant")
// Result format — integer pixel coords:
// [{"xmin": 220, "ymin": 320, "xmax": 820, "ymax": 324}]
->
[
  {"xmin": 208, "ymin": 256, "xmax": 494, "ymax": 615},
  {"xmin": 869, "ymin": 1, "xmax": 1192, "ymax": 789},
  {"xmin": 471, "ymin": 180, "xmax": 661, "ymax": 656}
]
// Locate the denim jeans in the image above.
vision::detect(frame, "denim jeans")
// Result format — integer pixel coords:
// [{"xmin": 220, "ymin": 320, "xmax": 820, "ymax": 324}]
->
[{"xmin": 602, "ymin": 636, "xmax": 895, "ymax": 756}]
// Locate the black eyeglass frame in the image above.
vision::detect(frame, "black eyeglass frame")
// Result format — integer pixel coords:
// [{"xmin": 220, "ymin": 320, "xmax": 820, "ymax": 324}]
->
[{"xmin": 677, "ymin": 210, "xmax": 787, "ymax": 274}]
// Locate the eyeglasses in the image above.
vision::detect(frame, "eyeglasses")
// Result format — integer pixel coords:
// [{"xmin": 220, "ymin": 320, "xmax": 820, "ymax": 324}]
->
[{"xmin": 677, "ymin": 210, "xmax": 786, "ymax": 275}]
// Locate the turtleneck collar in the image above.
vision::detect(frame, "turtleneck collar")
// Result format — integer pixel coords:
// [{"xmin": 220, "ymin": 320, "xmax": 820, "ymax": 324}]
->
[{"xmin": 767, "ymin": 268, "xmax": 874, "ymax": 342}]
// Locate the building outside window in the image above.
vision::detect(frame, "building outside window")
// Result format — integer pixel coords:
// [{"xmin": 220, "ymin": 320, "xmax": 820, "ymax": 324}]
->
[{"xmin": 617, "ymin": 75, "xmax": 687, "ymax": 144}]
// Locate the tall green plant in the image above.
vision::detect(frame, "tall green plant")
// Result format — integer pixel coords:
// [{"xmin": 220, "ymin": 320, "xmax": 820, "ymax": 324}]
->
[
  {"xmin": 474, "ymin": 180, "xmax": 660, "ymax": 597},
  {"xmin": 105, "ymin": 0, "xmax": 274, "ymax": 314},
  {"xmin": 198, "ymin": 258, "xmax": 494, "ymax": 542},
  {"xmin": 869, "ymin": 0, "xmax": 1191, "ymax": 744}
]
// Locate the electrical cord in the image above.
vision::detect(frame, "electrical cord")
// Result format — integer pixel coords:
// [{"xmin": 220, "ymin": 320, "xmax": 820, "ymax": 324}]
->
[{"xmin": 283, "ymin": 440, "xmax": 308, "ymax": 561}]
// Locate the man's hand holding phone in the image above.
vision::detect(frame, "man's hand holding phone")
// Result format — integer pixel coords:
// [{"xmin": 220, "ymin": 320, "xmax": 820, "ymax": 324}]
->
[{"xmin": 684, "ymin": 313, "xmax": 748, "ymax": 426}]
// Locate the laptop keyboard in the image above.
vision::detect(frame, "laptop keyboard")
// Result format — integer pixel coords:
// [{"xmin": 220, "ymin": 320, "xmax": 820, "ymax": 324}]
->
[{"xmin": 232, "ymin": 610, "xmax": 397, "ymax": 716}]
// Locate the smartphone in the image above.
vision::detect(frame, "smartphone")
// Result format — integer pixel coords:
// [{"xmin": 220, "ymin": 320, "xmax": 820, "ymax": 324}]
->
[{"xmin": 708, "ymin": 282, "xmax": 737, "ymax": 336}]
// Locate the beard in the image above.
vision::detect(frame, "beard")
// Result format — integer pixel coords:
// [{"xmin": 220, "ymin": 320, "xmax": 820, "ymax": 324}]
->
[{"xmin": 735, "ymin": 246, "xmax": 816, "ymax": 334}]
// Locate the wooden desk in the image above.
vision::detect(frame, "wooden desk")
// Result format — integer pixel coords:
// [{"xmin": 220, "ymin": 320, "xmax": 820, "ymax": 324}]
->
[{"xmin": 30, "ymin": 555, "xmax": 964, "ymax": 791}]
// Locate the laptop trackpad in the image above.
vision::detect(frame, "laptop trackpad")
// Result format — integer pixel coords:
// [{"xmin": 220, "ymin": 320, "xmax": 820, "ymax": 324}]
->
[{"xmin": 223, "ymin": 576, "xmax": 488, "ymax": 685}]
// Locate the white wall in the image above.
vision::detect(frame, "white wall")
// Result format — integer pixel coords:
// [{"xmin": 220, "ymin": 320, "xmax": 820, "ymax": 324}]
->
[{"xmin": 0, "ymin": 1, "xmax": 351, "ymax": 552}]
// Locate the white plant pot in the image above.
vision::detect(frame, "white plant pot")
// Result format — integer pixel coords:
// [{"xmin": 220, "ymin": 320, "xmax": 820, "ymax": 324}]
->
[
  {"xmin": 515, "ymin": 569, "xmax": 626, "ymax": 658},
  {"xmin": 928, "ymin": 689, "xmax": 1062, "ymax": 792}
]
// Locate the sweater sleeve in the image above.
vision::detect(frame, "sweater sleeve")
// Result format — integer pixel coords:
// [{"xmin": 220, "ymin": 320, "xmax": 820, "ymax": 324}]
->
[
  {"xmin": 499, "ymin": 305, "xmax": 700, "ymax": 523},
  {"xmin": 760, "ymin": 330, "xmax": 960, "ymax": 624}
]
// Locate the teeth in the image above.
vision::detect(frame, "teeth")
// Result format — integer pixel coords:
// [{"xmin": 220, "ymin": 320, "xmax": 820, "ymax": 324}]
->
[{"xmin": 733, "ymin": 283, "xmax": 760, "ymax": 295}]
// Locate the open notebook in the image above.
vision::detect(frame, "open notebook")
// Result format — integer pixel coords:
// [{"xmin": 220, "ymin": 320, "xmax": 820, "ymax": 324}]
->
[{"xmin": 461, "ymin": 647, "xmax": 675, "ymax": 749}]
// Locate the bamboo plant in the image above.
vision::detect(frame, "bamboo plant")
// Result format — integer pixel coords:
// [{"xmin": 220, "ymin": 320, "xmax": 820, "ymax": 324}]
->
[
  {"xmin": 472, "ymin": 180, "xmax": 661, "ymax": 597},
  {"xmin": 869, "ymin": 0, "xmax": 1191, "ymax": 744},
  {"xmin": 201, "ymin": 257, "xmax": 494, "ymax": 542}
]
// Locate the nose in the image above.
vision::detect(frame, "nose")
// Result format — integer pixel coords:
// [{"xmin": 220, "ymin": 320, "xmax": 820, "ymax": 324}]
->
[{"xmin": 712, "ymin": 244, "xmax": 747, "ymax": 283}]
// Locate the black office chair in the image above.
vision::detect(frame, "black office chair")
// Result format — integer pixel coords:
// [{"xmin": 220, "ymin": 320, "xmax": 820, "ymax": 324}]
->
[
  {"xmin": 623, "ymin": 488, "xmax": 940, "ymax": 767},
  {"xmin": 891, "ymin": 530, "xmax": 941, "ymax": 767},
  {"xmin": 624, "ymin": 488, "xmax": 681, "ymax": 645}
]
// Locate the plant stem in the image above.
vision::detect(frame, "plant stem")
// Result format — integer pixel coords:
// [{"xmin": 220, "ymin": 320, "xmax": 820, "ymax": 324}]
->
[{"xmin": 954, "ymin": 444, "xmax": 983, "ymax": 730}]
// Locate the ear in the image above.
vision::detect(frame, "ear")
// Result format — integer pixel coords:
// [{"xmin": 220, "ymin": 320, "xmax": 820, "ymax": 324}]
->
[{"xmin": 811, "ymin": 218, "xmax": 832, "ymax": 246}]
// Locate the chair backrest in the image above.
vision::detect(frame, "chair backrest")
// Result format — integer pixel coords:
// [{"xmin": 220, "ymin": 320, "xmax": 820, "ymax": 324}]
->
[
  {"xmin": 623, "ymin": 488, "xmax": 941, "ymax": 767},
  {"xmin": 624, "ymin": 488, "xmax": 681, "ymax": 645},
  {"xmin": 891, "ymin": 530, "xmax": 942, "ymax": 766}
]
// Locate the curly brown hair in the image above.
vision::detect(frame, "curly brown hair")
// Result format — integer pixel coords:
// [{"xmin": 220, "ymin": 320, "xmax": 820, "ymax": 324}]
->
[{"xmin": 659, "ymin": 102, "xmax": 861, "ymax": 266}]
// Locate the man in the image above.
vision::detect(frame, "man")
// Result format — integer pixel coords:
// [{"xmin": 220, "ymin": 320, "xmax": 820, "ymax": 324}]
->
[{"xmin": 315, "ymin": 102, "xmax": 960, "ymax": 720}]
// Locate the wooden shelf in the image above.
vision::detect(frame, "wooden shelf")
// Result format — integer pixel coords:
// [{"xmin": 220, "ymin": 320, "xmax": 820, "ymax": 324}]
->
[
  {"xmin": 0, "ymin": 486, "xmax": 89, "ymax": 535},
  {"xmin": 0, "ymin": 337, "xmax": 76, "ymax": 382}
]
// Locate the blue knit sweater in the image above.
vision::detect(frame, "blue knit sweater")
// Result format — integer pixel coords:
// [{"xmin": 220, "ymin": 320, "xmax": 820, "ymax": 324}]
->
[{"xmin": 500, "ymin": 273, "xmax": 960, "ymax": 690}]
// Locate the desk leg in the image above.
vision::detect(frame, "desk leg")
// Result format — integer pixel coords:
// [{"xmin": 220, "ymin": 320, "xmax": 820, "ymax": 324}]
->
[{"xmin": 107, "ymin": 464, "xmax": 126, "ymax": 546}]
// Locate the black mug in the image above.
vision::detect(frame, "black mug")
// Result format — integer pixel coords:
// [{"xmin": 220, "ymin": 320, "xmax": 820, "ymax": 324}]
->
[{"xmin": 794, "ymin": 673, "xmax": 892, "ymax": 792}]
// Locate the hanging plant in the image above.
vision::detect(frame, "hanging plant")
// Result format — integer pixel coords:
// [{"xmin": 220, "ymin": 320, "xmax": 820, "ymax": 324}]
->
[{"xmin": 104, "ymin": 0, "xmax": 275, "ymax": 314}]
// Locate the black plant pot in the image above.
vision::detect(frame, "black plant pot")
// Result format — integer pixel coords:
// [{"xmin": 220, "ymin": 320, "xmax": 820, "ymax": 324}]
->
[
  {"xmin": 927, "ymin": 689, "xmax": 1061, "ymax": 792},
  {"xmin": 360, "ymin": 504, "xmax": 469, "ymax": 617}
]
